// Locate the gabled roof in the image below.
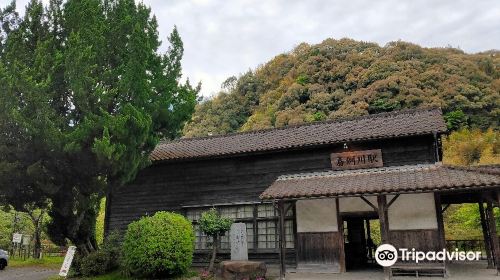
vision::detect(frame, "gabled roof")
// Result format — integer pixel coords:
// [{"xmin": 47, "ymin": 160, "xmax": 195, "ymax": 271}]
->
[
  {"xmin": 259, "ymin": 164, "xmax": 500, "ymax": 200},
  {"xmin": 151, "ymin": 108, "xmax": 447, "ymax": 162}
]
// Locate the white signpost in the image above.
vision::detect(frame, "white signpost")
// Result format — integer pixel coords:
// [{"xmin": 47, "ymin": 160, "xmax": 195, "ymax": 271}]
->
[
  {"xmin": 230, "ymin": 223, "xmax": 248, "ymax": 261},
  {"xmin": 59, "ymin": 246, "xmax": 77, "ymax": 277},
  {"xmin": 22, "ymin": 235, "xmax": 31, "ymax": 246},
  {"xmin": 12, "ymin": 233, "xmax": 22, "ymax": 244}
]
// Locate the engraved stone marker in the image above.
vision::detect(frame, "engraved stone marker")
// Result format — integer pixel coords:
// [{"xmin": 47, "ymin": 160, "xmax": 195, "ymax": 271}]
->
[{"xmin": 230, "ymin": 223, "xmax": 248, "ymax": 261}]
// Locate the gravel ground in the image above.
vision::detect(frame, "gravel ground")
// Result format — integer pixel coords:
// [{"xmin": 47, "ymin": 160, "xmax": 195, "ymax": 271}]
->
[
  {"xmin": 0, "ymin": 266, "xmax": 58, "ymax": 280},
  {"xmin": 0, "ymin": 261, "xmax": 496, "ymax": 280},
  {"xmin": 286, "ymin": 261, "xmax": 498, "ymax": 280}
]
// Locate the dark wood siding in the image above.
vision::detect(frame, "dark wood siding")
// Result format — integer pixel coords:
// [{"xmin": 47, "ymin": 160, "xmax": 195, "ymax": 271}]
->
[
  {"xmin": 107, "ymin": 135, "xmax": 437, "ymax": 263},
  {"xmin": 297, "ymin": 232, "xmax": 342, "ymax": 271},
  {"xmin": 389, "ymin": 229, "xmax": 441, "ymax": 252}
]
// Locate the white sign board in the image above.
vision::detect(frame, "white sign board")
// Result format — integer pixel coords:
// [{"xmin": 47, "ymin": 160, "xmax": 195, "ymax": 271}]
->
[
  {"xmin": 12, "ymin": 233, "xmax": 22, "ymax": 243},
  {"xmin": 59, "ymin": 246, "xmax": 77, "ymax": 277},
  {"xmin": 230, "ymin": 223, "xmax": 248, "ymax": 261},
  {"xmin": 22, "ymin": 235, "xmax": 31, "ymax": 245}
]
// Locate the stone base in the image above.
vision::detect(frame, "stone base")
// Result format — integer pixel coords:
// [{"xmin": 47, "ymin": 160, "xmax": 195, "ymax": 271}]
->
[{"xmin": 218, "ymin": 260, "xmax": 267, "ymax": 280}]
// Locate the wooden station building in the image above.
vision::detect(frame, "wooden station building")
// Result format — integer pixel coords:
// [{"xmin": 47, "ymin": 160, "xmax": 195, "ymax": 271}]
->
[{"xmin": 105, "ymin": 108, "xmax": 500, "ymax": 277}]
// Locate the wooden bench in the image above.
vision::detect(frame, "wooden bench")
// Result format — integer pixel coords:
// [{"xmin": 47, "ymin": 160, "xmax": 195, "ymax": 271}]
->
[{"xmin": 390, "ymin": 262, "xmax": 446, "ymax": 278}]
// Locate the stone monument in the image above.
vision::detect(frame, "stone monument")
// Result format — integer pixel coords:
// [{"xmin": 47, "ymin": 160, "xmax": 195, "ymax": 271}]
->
[
  {"xmin": 230, "ymin": 223, "xmax": 248, "ymax": 261},
  {"xmin": 219, "ymin": 223, "xmax": 266, "ymax": 279}
]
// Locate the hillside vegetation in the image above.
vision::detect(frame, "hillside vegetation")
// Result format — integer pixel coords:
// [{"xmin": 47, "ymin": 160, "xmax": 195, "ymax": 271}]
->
[{"xmin": 184, "ymin": 39, "xmax": 499, "ymax": 137}]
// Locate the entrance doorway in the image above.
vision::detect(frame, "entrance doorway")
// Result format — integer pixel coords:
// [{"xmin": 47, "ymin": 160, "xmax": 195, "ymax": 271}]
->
[{"xmin": 342, "ymin": 214, "xmax": 380, "ymax": 271}]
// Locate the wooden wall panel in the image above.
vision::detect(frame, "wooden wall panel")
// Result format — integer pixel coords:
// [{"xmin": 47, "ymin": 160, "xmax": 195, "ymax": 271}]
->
[
  {"xmin": 296, "ymin": 232, "xmax": 342, "ymax": 271},
  {"xmin": 389, "ymin": 229, "xmax": 441, "ymax": 252}
]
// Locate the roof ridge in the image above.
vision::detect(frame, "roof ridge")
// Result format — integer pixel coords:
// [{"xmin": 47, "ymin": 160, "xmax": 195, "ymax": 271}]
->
[
  {"xmin": 444, "ymin": 164, "xmax": 500, "ymax": 176},
  {"xmin": 277, "ymin": 164, "xmax": 440, "ymax": 180},
  {"xmin": 160, "ymin": 107, "xmax": 443, "ymax": 145}
]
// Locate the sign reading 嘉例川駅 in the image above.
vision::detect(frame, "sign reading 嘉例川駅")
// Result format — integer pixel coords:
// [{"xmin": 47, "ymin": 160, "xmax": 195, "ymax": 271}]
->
[{"xmin": 331, "ymin": 149, "xmax": 383, "ymax": 170}]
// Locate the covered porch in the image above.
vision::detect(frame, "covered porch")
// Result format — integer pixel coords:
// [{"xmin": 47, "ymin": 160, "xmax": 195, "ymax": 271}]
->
[{"xmin": 259, "ymin": 164, "xmax": 500, "ymax": 279}]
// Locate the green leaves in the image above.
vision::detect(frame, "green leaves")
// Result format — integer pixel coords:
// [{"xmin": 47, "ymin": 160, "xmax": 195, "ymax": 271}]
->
[
  {"xmin": 444, "ymin": 110, "xmax": 468, "ymax": 131},
  {"xmin": 122, "ymin": 211, "xmax": 195, "ymax": 278},
  {"xmin": 0, "ymin": 0, "xmax": 197, "ymax": 250},
  {"xmin": 198, "ymin": 208, "xmax": 233, "ymax": 237}
]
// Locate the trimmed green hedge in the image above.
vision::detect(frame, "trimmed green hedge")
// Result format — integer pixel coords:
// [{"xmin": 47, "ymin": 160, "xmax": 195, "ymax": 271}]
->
[{"xmin": 121, "ymin": 211, "xmax": 195, "ymax": 278}]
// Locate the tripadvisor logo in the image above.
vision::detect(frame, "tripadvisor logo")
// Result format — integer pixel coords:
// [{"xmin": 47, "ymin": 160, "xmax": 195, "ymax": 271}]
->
[
  {"xmin": 375, "ymin": 244, "xmax": 398, "ymax": 267},
  {"xmin": 375, "ymin": 244, "xmax": 482, "ymax": 267}
]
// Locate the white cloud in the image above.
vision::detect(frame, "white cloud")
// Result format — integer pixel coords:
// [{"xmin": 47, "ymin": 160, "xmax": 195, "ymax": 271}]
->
[{"xmin": 2, "ymin": 0, "xmax": 499, "ymax": 97}]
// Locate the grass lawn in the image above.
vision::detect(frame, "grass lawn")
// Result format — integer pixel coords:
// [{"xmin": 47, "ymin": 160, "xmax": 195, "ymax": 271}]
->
[{"xmin": 9, "ymin": 256, "xmax": 64, "ymax": 269}]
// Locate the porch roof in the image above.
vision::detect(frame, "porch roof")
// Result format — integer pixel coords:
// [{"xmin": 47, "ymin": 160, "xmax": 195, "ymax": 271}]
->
[{"xmin": 259, "ymin": 164, "xmax": 500, "ymax": 200}]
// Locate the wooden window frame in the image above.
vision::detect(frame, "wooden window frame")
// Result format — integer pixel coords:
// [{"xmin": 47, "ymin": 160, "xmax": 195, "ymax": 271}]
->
[{"xmin": 184, "ymin": 202, "xmax": 296, "ymax": 253}]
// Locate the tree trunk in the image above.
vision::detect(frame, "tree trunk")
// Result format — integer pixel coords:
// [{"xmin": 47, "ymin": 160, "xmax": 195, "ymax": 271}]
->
[
  {"xmin": 208, "ymin": 234, "xmax": 218, "ymax": 273},
  {"xmin": 28, "ymin": 209, "xmax": 45, "ymax": 259},
  {"xmin": 33, "ymin": 227, "xmax": 42, "ymax": 259}
]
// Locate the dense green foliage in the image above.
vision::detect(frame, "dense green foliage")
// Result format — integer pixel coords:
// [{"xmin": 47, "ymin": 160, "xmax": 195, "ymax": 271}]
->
[
  {"xmin": 442, "ymin": 128, "xmax": 500, "ymax": 240},
  {"xmin": 121, "ymin": 211, "xmax": 195, "ymax": 278},
  {"xmin": 73, "ymin": 232, "xmax": 121, "ymax": 277},
  {"xmin": 184, "ymin": 39, "xmax": 499, "ymax": 137},
  {"xmin": 0, "ymin": 209, "xmax": 35, "ymax": 249},
  {"xmin": 0, "ymin": 0, "xmax": 197, "ymax": 253},
  {"xmin": 95, "ymin": 198, "xmax": 106, "ymax": 246},
  {"xmin": 444, "ymin": 204, "xmax": 500, "ymax": 240},
  {"xmin": 443, "ymin": 128, "xmax": 499, "ymax": 166},
  {"xmin": 199, "ymin": 208, "xmax": 233, "ymax": 238}
]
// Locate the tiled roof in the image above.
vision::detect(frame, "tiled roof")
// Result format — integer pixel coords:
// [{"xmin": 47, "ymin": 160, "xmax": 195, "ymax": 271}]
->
[
  {"xmin": 450, "ymin": 165, "xmax": 500, "ymax": 176},
  {"xmin": 259, "ymin": 164, "xmax": 500, "ymax": 200},
  {"xmin": 151, "ymin": 108, "xmax": 447, "ymax": 161}
]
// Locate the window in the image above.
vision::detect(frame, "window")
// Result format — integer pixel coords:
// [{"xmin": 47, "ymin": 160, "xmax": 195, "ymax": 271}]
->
[
  {"xmin": 193, "ymin": 224, "xmax": 209, "ymax": 250},
  {"xmin": 185, "ymin": 203, "xmax": 295, "ymax": 251},
  {"xmin": 285, "ymin": 220, "xmax": 295, "ymax": 248},
  {"xmin": 257, "ymin": 220, "xmax": 276, "ymax": 248}
]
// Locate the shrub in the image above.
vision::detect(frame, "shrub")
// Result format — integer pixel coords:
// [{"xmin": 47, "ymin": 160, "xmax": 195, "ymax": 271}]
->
[
  {"xmin": 121, "ymin": 211, "xmax": 195, "ymax": 278},
  {"xmin": 199, "ymin": 208, "xmax": 233, "ymax": 272},
  {"xmin": 76, "ymin": 232, "xmax": 121, "ymax": 277}
]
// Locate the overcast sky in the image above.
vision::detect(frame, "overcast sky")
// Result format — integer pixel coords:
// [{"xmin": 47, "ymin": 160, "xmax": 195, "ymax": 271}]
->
[{"xmin": 3, "ymin": 0, "xmax": 499, "ymax": 97}]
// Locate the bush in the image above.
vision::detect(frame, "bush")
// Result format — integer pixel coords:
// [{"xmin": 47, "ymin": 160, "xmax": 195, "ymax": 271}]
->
[
  {"xmin": 79, "ymin": 250, "xmax": 112, "ymax": 276},
  {"xmin": 75, "ymin": 232, "xmax": 121, "ymax": 277},
  {"xmin": 121, "ymin": 211, "xmax": 195, "ymax": 278}
]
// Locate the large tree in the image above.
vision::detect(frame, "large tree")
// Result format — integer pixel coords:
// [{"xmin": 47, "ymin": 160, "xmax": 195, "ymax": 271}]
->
[{"xmin": 0, "ymin": 0, "xmax": 198, "ymax": 254}]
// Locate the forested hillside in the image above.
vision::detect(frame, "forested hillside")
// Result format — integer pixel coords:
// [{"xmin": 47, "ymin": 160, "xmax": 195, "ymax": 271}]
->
[{"xmin": 184, "ymin": 39, "xmax": 499, "ymax": 137}]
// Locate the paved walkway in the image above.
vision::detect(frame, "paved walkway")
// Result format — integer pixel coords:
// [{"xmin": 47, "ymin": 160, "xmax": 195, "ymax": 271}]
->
[
  {"xmin": 0, "ymin": 266, "xmax": 58, "ymax": 280},
  {"xmin": 285, "ymin": 262, "xmax": 498, "ymax": 280}
]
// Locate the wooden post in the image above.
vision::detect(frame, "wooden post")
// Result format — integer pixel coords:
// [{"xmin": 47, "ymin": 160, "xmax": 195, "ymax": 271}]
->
[
  {"xmin": 278, "ymin": 200, "xmax": 286, "ymax": 279},
  {"xmin": 479, "ymin": 202, "xmax": 494, "ymax": 268},
  {"xmin": 434, "ymin": 193, "xmax": 445, "ymax": 250},
  {"xmin": 486, "ymin": 200, "xmax": 500, "ymax": 274},
  {"xmin": 377, "ymin": 195, "xmax": 390, "ymax": 280},
  {"xmin": 434, "ymin": 193, "xmax": 447, "ymax": 276},
  {"xmin": 336, "ymin": 197, "xmax": 346, "ymax": 272},
  {"xmin": 292, "ymin": 201, "xmax": 299, "ymax": 270}
]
